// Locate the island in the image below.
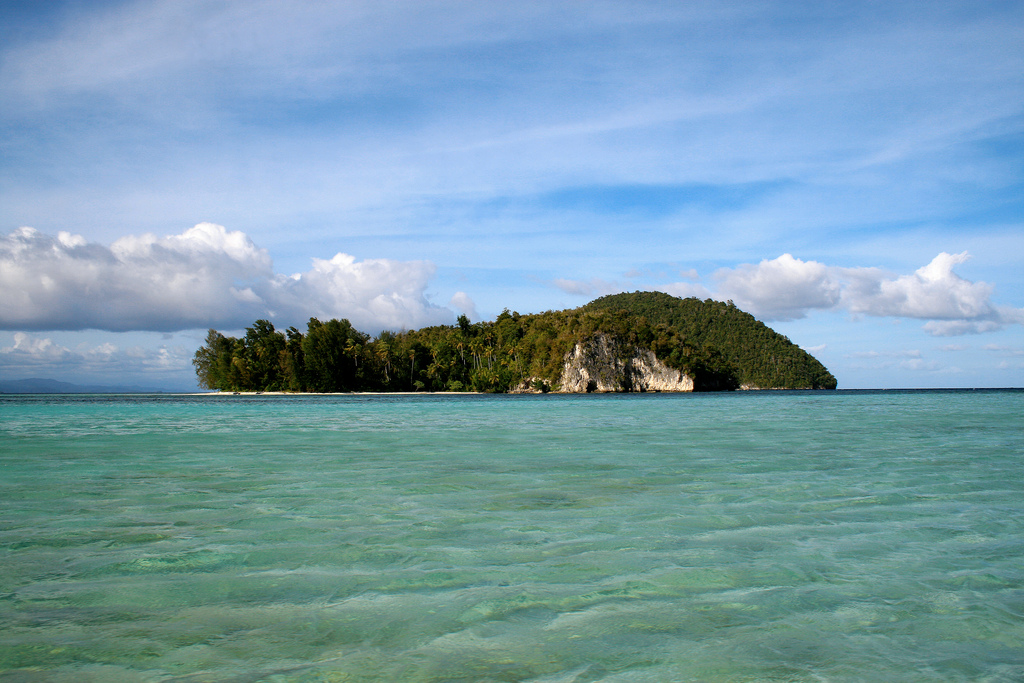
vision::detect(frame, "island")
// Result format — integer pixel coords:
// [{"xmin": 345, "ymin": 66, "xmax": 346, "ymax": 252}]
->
[{"xmin": 192, "ymin": 291, "xmax": 837, "ymax": 393}]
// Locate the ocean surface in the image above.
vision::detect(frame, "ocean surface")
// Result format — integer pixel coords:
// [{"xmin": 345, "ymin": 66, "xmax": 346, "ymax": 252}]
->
[{"xmin": 1, "ymin": 390, "xmax": 1022, "ymax": 682}]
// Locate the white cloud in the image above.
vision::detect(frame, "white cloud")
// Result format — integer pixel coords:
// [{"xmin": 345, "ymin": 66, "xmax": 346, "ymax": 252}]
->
[
  {"xmin": 3, "ymin": 332, "xmax": 73, "ymax": 364},
  {"xmin": 0, "ymin": 223, "xmax": 271, "ymax": 331},
  {"xmin": 0, "ymin": 332, "xmax": 193, "ymax": 377},
  {"xmin": 271, "ymin": 252, "xmax": 450, "ymax": 332},
  {"xmin": 714, "ymin": 254, "xmax": 842, "ymax": 321},
  {"xmin": 841, "ymin": 252, "xmax": 994, "ymax": 320},
  {"xmin": 921, "ymin": 319, "xmax": 1003, "ymax": 336},
  {"xmin": 841, "ymin": 252, "xmax": 1024, "ymax": 336},
  {"xmin": 0, "ymin": 224, "xmax": 452, "ymax": 333},
  {"xmin": 449, "ymin": 292, "xmax": 478, "ymax": 321},
  {"xmin": 11, "ymin": 226, "xmax": 1008, "ymax": 342},
  {"xmin": 709, "ymin": 252, "xmax": 1022, "ymax": 336}
]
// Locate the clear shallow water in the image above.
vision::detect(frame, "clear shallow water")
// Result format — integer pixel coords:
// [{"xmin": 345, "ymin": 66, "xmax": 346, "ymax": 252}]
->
[{"xmin": 1, "ymin": 390, "xmax": 1022, "ymax": 682}]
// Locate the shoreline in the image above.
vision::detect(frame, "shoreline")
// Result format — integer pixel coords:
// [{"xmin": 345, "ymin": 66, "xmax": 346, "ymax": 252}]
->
[{"xmin": 190, "ymin": 390, "xmax": 485, "ymax": 396}]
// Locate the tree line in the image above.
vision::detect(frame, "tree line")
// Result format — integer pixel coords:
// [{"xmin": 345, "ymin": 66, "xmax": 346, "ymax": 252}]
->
[{"xmin": 192, "ymin": 293, "xmax": 837, "ymax": 392}]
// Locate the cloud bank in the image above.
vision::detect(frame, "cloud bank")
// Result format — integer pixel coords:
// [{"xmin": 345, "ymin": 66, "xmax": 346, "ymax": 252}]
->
[
  {"xmin": 2, "ymin": 224, "xmax": 1018, "ymax": 341},
  {"xmin": 0, "ymin": 224, "xmax": 454, "ymax": 333},
  {"xmin": 0, "ymin": 331, "xmax": 192, "ymax": 379},
  {"xmin": 708, "ymin": 252, "xmax": 1022, "ymax": 335}
]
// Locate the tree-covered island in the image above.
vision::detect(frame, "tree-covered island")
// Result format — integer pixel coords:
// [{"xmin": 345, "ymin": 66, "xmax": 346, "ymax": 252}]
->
[{"xmin": 192, "ymin": 292, "xmax": 837, "ymax": 393}]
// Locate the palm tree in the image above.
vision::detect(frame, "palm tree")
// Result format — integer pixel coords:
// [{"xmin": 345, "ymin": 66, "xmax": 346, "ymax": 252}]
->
[
  {"xmin": 345, "ymin": 338, "xmax": 360, "ymax": 368},
  {"xmin": 376, "ymin": 341, "xmax": 391, "ymax": 384},
  {"xmin": 455, "ymin": 338, "xmax": 466, "ymax": 367}
]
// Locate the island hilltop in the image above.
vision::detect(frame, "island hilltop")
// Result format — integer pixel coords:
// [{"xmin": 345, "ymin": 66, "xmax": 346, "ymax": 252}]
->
[{"xmin": 193, "ymin": 292, "xmax": 838, "ymax": 393}]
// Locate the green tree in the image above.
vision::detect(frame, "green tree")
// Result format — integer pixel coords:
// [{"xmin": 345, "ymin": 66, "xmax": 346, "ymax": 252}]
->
[
  {"xmin": 192, "ymin": 329, "xmax": 234, "ymax": 390},
  {"xmin": 194, "ymin": 292, "xmax": 836, "ymax": 393},
  {"xmin": 281, "ymin": 326, "xmax": 306, "ymax": 391},
  {"xmin": 242, "ymin": 320, "xmax": 286, "ymax": 390},
  {"xmin": 302, "ymin": 318, "xmax": 366, "ymax": 392}
]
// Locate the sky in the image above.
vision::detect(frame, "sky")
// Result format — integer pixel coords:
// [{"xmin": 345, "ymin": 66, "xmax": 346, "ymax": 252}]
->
[{"xmin": 1, "ymin": 0, "xmax": 1022, "ymax": 390}]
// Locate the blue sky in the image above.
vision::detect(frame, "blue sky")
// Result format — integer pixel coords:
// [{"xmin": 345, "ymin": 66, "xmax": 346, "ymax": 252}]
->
[{"xmin": 1, "ymin": 0, "xmax": 1022, "ymax": 390}]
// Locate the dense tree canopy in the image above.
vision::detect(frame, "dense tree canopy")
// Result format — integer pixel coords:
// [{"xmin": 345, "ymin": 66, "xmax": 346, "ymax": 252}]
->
[
  {"xmin": 193, "ymin": 293, "xmax": 837, "ymax": 392},
  {"xmin": 584, "ymin": 292, "xmax": 838, "ymax": 390}
]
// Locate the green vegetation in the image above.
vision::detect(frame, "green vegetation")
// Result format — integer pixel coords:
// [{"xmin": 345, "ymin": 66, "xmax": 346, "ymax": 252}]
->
[
  {"xmin": 584, "ymin": 292, "xmax": 837, "ymax": 390},
  {"xmin": 193, "ymin": 292, "xmax": 837, "ymax": 392}
]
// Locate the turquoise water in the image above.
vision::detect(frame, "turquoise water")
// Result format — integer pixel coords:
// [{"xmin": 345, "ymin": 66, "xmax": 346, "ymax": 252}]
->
[{"xmin": 1, "ymin": 391, "xmax": 1022, "ymax": 682}]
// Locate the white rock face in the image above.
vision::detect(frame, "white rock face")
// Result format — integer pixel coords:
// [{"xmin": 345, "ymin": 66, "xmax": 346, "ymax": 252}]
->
[{"xmin": 556, "ymin": 334, "xmax": 694, "ymax": 393}]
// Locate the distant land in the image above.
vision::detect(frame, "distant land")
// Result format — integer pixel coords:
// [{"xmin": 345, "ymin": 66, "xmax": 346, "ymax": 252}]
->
[
  {"xmin": 193, "ymin": 292, "xmax": 838, "ymax": 393},
  {"xmin": 0, "ymin": 378, "xmax": 185, "ymax": 394}
]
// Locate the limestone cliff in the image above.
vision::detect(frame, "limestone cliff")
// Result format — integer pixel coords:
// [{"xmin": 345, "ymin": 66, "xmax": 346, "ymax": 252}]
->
[{"xmin": 554, "ymin": 334, "xmax": 694, "ymax": 393}]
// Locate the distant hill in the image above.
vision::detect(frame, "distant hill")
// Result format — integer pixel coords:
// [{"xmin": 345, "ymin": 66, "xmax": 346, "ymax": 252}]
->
[
  {"xmin": 0, "ymin": 378, "xmax": 177, "ymax": 394},
  {"xmin": 584, "ymin": 292, "xmax": 837, "ymax": 390},
  {"xmin": 193, "ymin": 292, "xmax": 837, "ymax": 392}
]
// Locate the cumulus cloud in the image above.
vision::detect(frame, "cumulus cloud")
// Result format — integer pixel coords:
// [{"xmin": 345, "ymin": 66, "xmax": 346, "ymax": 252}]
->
[
  {"xmin": 545, "ymin": 251, "xmax": 1017, "ymax": 339},
  {"xmin": 448, "ymin": 292, "xmax": 478, "ymax": 321},
  {"xmin": 921, "ymin": 319, "xmax": 1003, "ymax": 337},
  {"xmin": 841, "ymin": 252, "xmax": 995, "ymax": 320},
  {"xmin": 1, "ymin": 332, "xmax": 73, "ymax": 364},
  {"xmin": 714, "ymin": 254, "xmax": 841, "ymax": 321},
  {"xmin": 0, "ymin": 224, "xmax": 453, "ymax": 333},
  {"xmin": 270, "ymin": 252, "xmax": 449, "ymax": 332},
  {"xmin": 0, "ymin": 332, "xmax": 193, "ymax": 377},
  {"xmin": 712, "ymin": 252, "xmax": 1022, "ymax": 336},
  {"xmin": 0, "ymin": 223, "xmax": 272, "ymax": 331},
  {"xmin": 841, "ymin": 252, "xmax": 1024, "ymax": 336}
]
